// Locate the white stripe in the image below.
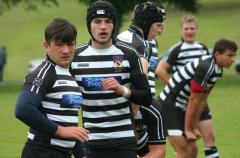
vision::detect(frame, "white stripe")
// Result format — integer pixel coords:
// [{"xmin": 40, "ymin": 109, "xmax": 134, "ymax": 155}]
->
[
  {"xmin": 174, "ymin": 73, "xmax": 182, "ymax": 83},
  {"xmin": 55, "ymin": 65, "xmax": 71, "ymax": 75},
  {"xmin": 51, "ymin": 138, "xmax": 75, "ymax": 148},
  {"xmin": 89, "ymin": 130, "xmax": 135, "ymax": 140},
  {"xmin": 180, "ymin": 67, "xmax": 191, "ymax": 80},
  {"xmin": 186, "ymin": 62, "xmax": 195, "ymax": 74},
  {"xmin": 175, "ymin": 102, "xmax": 186, "ymax": 110},
  {"xmin": 176, "ymin": 96, "xmax": 187, "ymax": 104},
  {"xmin": 84, "ymin": 119, "xmax": 132, "ymax": 128},
  {"xmin": 167, "ymin": 130, "xmax": 183, "ymax": 136},
  {"xmin": 42, "ymin": 101, "xmax": 79, "ymax": 111},
  {"xmin": 83, "ymin": 107, "xmax": 130, "ymax": 118},
  {"xmin": 53, "ymin": 80, "xmax": 79, "ymax": 88},
  {"xmin": 206, "ymin": 153, "xmax": 219, "ymax": 158},
  {"xmin": 83, "ymin": 97, "xmax": 127, "ymax": 106},
  {"xmin": 36, "ymin": 63, "xmax": 51, "ymax": 93},
  {"xmin": 169, "ymin": 78, "xmax": 175, "ymax": 88},
  {"xmin": 47, "ymin": 114, "xmax": 78, "ymax": 123},
  {"xmin": 27, "ymin": 132, "xmax": 34, "ymax": 140},
  {"xmin": 160, "ymin": 92, "xmax": 166, "ymax": 100},
  {"xmin": 148, "ymin": 80, "xmax": 155, "ymax": 86},
  {"xmin": 45, "ymin": 91, "xmax": 82, "ymax": 99}
]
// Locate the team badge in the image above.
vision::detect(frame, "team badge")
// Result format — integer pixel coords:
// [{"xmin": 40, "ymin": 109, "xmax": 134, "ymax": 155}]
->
[{"xmin": 113, "ymin": 55, "xmax": 123, "ymax": 69}]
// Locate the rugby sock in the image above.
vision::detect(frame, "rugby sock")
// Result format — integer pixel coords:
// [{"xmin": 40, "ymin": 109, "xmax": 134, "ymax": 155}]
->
[{"xmin": 204, "ymin": 146, "xmax": 219, "ymax": 158}]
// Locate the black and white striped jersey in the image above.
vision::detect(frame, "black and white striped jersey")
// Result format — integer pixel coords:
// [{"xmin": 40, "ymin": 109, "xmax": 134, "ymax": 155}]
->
[
  {"xmin": 22, "ymin": 57, "xmax": 82, "ymax": 150},
  {"xmin": 162, "ymin": 39, "xmax": 210, "ymax": 72},
  {"xmin": 117, "ymin": 25, "xmax": 151, "ymax": 61},
  {"xmin": 159, "ymin": 55, "xmax": 223, "ymax": 111},
  {"xmin": 71, "ymin": 42, "xmax": 146, "ymax": 148},
  {"xmin": 147, "ymin": 39, "xmax": 159, "ymax": 96}
]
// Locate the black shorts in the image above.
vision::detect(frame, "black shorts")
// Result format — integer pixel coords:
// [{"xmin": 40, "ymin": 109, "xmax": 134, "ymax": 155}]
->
[
  {"xmin": 160, "ymin": 103, "xmax": 185, "ymax": 136},
  {"xmin": 21, "ymin": 142, "xmax": 71, "ymax": 158},
  {"xmin": 137, "ymin": 98, "xmax": 166, "ymax": 156},
  {"xmin": 85, "ymin": 142, "xmax": 137, "ymax": 158},
  {"xmin": 199, "ymin": 104, "xmax": 212, "ymax": 121}
]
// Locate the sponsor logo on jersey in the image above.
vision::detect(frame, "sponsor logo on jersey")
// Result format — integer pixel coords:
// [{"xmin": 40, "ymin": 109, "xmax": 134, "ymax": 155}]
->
[
  {"xmin": 82, "ymin": 76, "xmax": 122, "ymax": 91},
  {"xmin": 77, "ymin": 63, "xmax": 89, "ymax": 67},
  {"xmin": 61, "ymin": 94, "xmax": 82, "ymax": 108},
  {"xmin": 33, "ymin": 77, "xmax": 43, "ymax": 88},
  {"xmin": 149, "ymin": 57, "xmax": 158, "ymax": 69},
  {"xmin": 58, "ymin": 81, "xmax": 67, "ymax": 84}
]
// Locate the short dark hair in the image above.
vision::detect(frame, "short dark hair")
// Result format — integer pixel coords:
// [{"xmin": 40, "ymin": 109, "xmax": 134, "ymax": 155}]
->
[
  {"xmin": 45, "ymin": 18, "xmax": 77, "ymax": 44},
  {"xmin": 213, "ymin": 38, "xmax": 238, "ymax": 55}
]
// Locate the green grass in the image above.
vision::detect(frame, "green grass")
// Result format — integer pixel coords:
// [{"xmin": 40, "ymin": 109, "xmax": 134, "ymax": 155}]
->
[
  {"xmin": 1, "ymin": 0, "xmax": 240, "ymax": 157},
  {"xmin": 1, "ymin": 79, "xmax": 240, "ymax": 157}
]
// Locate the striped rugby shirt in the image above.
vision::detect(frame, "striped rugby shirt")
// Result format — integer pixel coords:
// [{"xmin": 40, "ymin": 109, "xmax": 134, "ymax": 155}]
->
[
  {"xmin": 148, "ymin": 39, "xmax": 159, "ymax": 96},
  {"xmin": 22, "ymin": 56, "xmax": 82, "ymax": 151},
  {"xmin": 117, "ymin": 25, "xmax": 151, "ymax": 61},
  {"xmin": 162, "ymin": 39, "xmax": 210, "ymax": 72},
  {"xmin": 159, "ymin": 55, "xmax": 223, "ymax": 111},
  {"xmin": 71, "ymin": 42, "xmax": 146, "ymax": 148}
]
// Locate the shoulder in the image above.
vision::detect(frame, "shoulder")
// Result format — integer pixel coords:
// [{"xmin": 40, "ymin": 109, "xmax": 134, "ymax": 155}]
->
[
  {"xmin": 75, "ymin": 43, "xmax": 89, "ymax": 55},
  {"xmin": 195, "ymin": 55, "xmax": 215, "ymax": 72},
  {"xmin": 115, "ymin": 41, "xmax": 139, "ymax": 56},
  {"xmin": 167, "ymin": 40, "xmax": 183, "ymax": 53}
]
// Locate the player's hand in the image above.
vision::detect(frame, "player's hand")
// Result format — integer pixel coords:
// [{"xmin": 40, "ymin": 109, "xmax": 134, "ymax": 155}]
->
[
  {"xmin": 185, "ymin": 130, "xmax": 197, "ymax": 142},
  {"xmin": 55, "ymin": 126, "xmax": 89, "ymax": 142},
  {"xmin": 193, "ymin": 128, "xmax": 201, "ymax": 140},
  {"xmin": 102, "ymin": 77, "xmax": 122, "ymax": 94}
]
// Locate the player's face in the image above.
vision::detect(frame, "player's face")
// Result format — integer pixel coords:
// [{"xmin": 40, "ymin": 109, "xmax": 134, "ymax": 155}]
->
[
  {"xmin": 90, "ymin": 18, "xmax": 113, "ymax": 47},
  {"xmin": 181, "ymin": 22, "xmax": 197, "ymax": 44},
  {"xmin": 44, "ymin": 40, "xmax": 76, "ymax": 68},
  {"xmin": 148, "ymin": 22, "xmax": 165, "ymax": 40},
  {"xmin": 216, "ymin": 49, "xmax": 237, "ymax": 68}
]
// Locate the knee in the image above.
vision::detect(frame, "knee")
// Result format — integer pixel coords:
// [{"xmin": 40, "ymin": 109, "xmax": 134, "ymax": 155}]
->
[{"xmin": 191, "ymin": 144, "xmax": 198, "ymax": 157}]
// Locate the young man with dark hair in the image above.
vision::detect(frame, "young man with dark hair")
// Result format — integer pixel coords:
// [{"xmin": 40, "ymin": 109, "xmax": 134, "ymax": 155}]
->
[
  {"xmin": 15, "ymin": 18, "xmax": 89, "ymax": 158},
  {"xmin": 157, "ymin": 38, "xmax": 238, "ymax": 158},
  {"xmin": 156, "ymin": 15, "xmax": 220, "ymax": 158},
  {"xmin": 70, "ymin": 1, "xmax": 152, "ymax": 158}
]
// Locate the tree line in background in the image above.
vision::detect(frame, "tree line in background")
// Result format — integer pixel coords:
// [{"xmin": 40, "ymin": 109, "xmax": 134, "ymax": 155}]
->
[{"xmin": 0, "ymin": 0, "xmax": 200, "ymax": 33}]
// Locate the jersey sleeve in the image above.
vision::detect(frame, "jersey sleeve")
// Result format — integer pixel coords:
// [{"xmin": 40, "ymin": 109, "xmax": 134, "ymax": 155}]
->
[{"xmin": 22, "ymin": 64, "xmax": 55, "ymax": 97}]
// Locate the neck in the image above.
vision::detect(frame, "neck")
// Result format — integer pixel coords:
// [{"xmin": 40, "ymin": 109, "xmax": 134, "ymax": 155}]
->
[{"xmin": 91, "ymin": 39, "xmax": 113, "ymax": 49}]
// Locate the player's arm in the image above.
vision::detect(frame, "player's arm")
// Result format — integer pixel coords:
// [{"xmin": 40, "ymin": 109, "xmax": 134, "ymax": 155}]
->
[
  {"xmin": 15, "ymin": 91, "xmax": 89, "ymax": 142},
  {"xmin": 185, "ymin": 80, "xmax": 208, "ymax": 141},
  {"xmin": 15, "ymin": 91, "xmax": 58, "ymax": 135},
  {"xmin": 140, "ymin": 57, "xmax": 149, "ymax": 76},
  {"xmin": 155, "ymin": 60, "xmax": 171, "ymax": 85}
]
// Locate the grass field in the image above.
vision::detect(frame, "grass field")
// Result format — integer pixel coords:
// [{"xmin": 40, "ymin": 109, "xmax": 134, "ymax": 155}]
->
[
  {"xmin": 1, "ymin": 79, "xmax": 240, "ymax": 157},
  {"xmin": 0, "ymin": 0, "xmax": 240, "ymax": 157}
]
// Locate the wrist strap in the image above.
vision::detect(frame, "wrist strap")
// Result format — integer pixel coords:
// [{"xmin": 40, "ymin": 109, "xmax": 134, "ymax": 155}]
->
[{"xmin": 122, "ymin": 87, "xmax": 129, "ymax": 97}]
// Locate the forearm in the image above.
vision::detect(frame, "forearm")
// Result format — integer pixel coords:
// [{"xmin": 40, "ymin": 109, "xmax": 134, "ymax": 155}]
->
[
  {"xmin": 140, "ymin": 57, "xmax": 149, "ymax": 76},
  {"xmin": 129, "ymin": 74, "xmax": 152, "ymax": 106},
  {"xmin": 185, "ymin": 92, "xmax": 208, "ymax": 131},
  {"xmin": 15, "ymin": 91, "xmax": 58, "ymax": 135},
  {"xmin": 155, "ymin": 61, "xmax": 170, "ymax": 85}
]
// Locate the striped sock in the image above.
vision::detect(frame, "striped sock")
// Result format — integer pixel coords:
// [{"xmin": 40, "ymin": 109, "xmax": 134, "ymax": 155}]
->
[{"xmin": 204, "ymin": 146, "xmax": 219, "ymax": 158}]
